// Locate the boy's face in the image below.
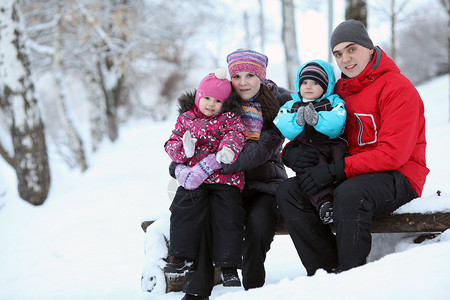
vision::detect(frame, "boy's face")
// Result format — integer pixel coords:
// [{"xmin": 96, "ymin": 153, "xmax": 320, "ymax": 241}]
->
[
  {"xmin": 332, "ymin": 42, "xmax": 374, "ymax": 78},
  {"xmin": 198, "ymin": 96, "xmax": 223, "ymax": 117},
  {"xmin": 300, "ymin": 79, "xmax": 324, "ymax": 102},
  {"xmin": 230, "ymin": 71, "xmax": 261, "ymax": 100}
]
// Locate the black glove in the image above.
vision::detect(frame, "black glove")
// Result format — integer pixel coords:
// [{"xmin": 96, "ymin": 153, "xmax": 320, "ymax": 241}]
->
[
  {"xmin": 282, "ymin": 143, "xmax": 319, "ymax": 173},
  {"xmin": 169, "ymin": 161, "xmax": 178, "ymax": 179},
  {"xmin": 299, "ymin": 159, "xmax": 346, "ymax": 197}
]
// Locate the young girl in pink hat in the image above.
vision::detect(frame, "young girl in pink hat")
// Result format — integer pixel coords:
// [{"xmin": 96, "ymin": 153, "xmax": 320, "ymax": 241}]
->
[{"xmin": 164, "ymin": 69, "xmax": 246, "ymax": 289}]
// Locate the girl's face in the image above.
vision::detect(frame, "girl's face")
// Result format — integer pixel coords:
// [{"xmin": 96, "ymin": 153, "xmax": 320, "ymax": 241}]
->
[
  {"xmin": 230, "ymin": 72, "xmax": 261, "ymax": 100},
  {"xmin": 300, "ymin": 79, "xmax": 324, "ymax": 102},
  {"xmin": 198, "ymin": 96, "xmax": 223, "ymax": 117}
]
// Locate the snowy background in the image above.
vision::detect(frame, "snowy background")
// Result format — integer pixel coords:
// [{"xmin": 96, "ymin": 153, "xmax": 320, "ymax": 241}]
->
[{"xmin": 0, "ymin": 73, "xmax": 449, "ymax": 299}]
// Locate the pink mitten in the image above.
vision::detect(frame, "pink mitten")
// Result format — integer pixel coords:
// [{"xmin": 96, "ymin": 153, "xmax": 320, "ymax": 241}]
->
[{"xmin": 175, "ymin": 154, "xmax": 222, "ymax": 190}]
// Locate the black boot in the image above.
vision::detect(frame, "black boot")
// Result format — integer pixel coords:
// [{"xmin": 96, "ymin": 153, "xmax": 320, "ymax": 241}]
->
[
  {"xmin": 164, "ymin": 256, "xmax": 195, "ymax": 274},
  {"xmin": 181, "ymin": 294, "xmax": 209, "ymax": 300},
  {"xmin": 221, "ymin": 267, "xmax": 241, "ymax": 287},
  {"xmin": 319, "ymin": 201, "xmax": 333, "ymax": 224},
  {"xmin": 328, "ymin": 266, "xmax": 343, "ymax": 274}
]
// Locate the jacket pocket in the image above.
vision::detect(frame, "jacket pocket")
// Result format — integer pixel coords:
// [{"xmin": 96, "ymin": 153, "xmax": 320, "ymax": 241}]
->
[{"xmin": 355, "ymin": 113, "xmax": 377, "ymax": 146}]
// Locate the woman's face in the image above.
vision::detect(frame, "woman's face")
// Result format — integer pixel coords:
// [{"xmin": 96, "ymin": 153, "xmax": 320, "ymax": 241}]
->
[{"xmin": 230, "ymin": 72, "xmax": 261, "ymax": 100}]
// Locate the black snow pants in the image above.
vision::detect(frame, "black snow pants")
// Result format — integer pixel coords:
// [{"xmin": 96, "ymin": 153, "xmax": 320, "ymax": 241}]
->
[
  {"xmin": 169, "ymin": 183, "xmax": 245, "ymax": 268},
  {"xmin": 183, "ymin": 190, "xmax": 279, "ymax": 296},
  {"xmin": 276, "ymin": 171, "xmax": 417, "ymax": 276}
]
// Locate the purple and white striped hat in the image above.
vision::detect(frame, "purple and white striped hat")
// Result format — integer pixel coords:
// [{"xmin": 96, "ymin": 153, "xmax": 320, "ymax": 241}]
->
[{"xmin": 226, "ymin": 49, "xmax": 268, "ymax": 81}]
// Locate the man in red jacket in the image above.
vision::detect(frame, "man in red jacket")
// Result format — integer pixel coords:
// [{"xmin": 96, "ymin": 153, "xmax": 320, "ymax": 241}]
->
[{"xmin": 277, "ymin": 19, "xmax": 429, "ymax": 275}]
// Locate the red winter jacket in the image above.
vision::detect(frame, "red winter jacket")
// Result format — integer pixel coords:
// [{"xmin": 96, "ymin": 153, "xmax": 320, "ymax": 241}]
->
[{"xmin": 335, "ymin": 47, "xmax": 429, "ymax": 196}]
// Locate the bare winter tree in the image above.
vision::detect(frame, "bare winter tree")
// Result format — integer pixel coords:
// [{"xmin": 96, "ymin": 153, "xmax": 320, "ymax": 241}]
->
[
  {"xmin": 395, "ymin": 1, "xmax": 448, "ymax": 86},
  {"xmin": 74, "ymin": 0, "xmax": 128, "ymax": 143},
  {"xmin": 345, "ymin": 0, "xmax": 368, "ymax": 26},
  {"xmin": 441, "ymin": 0, "xmax": 450, "ymax": 122},
  {"xmin": 328, "ymin": 0, "xmax": 334, "ymax": 63},
  {"xmin": 244, "ymin": 11, "xmax": 253, "ymax": 49},
  {"xmin": 258, "ymin": 0, "xmax": 266, "ymax": 52},
  {"xmin": 53, "ymin": 2, "xmax": 88, "ymax": 171},
  {"xmin": 370, "ymin": 0, "xmax": 409, "ymax": 63},
  {"xmin": 0, "ymin": 0, "xmax": 50, "ymax": 205},
  {"xmin": 441, "ymin": 0, "xmax": 450, "ymax": 76},
  {"xmin": 24, "ymin": 0, "xmax": 89, "ymax": 169},
  {"xmin": 281, "ymin": 0, "xmax": 300, "ymax": 91}
]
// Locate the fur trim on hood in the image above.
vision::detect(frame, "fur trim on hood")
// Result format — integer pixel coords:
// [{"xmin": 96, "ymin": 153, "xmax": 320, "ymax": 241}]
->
[{"xmin": 177, "ymin": 89, "xmax": 242, "ymax": 116}]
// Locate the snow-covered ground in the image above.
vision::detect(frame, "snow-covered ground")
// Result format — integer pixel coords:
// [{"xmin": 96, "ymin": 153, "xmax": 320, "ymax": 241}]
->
[{"xmin": 0, "ymin": 75, "xmax": 449, "ymax": 300}]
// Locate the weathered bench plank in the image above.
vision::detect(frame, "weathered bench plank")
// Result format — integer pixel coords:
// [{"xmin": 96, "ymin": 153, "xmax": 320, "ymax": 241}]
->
[
  {"xmin": 275, "ymin": 212, "xmax": 450, "ymax": 235},
  {"xmin": 368, "ymin": 212, "xmax": 450, "ymax": 233}
]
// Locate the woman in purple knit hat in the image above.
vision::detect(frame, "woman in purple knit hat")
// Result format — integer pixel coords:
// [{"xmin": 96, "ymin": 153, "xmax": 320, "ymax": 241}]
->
[{"xmin": 171, "ymin": 49, "xmax": 292, "ymax": 300}]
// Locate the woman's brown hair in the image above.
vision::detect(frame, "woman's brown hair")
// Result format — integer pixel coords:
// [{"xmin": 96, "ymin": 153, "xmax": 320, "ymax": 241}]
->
[{"xmin": 258, "ymin": 83, "xmax": 280, "ymax": 129}]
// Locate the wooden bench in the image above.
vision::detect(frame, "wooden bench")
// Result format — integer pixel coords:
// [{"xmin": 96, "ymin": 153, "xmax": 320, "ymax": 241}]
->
[
  {"xmin": 142, "ymin": 212, "xmax": 450, "ymax": 235},
  {"xmin": 141, "ymin": 209, "xmax": 450, "ymax": 293}
]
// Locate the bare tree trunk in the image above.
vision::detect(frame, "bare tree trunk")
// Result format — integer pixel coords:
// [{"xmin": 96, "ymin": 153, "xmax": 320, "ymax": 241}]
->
[
  {"xmin": 442, "ymin": 0, "xmax": 450, "ymax": 121},
  {"xmin": 328, "ymin": 0, "xmax": 334, "ymax": 63},
  {"xmin": 0, "ymin": 0, "xmax": 50, "ymax": 205},
  {"xmin": 53, "ymin": 5, "xmax": 88, "ymax": 172},
  {"xmin": 243, "ymin": 11, "xmax": 252, "ymax": 49},
  {"xmin": 97, "ymin": 57, "xmax": 122, "ymax": 142},
  {"xmin": 0, "ymin": 142, "xmax": 14, "ymax": 167},
  {"xmin": 83, "ymin": 67, "xmax": 105, "ymax": 152},
  {"xmin": 345, "ymin": 0, "xmax": 367, "ymax": 27},
  {"xmin": 258, "ymin": 0, "xmax": 265, "ymax": 52},
  {"xmin": 388, "ymin": 1, "xmax": 409, "ymax": 62},
  {"xmin": 390, "ymin": 0, "xmax": 396, "ymax": 62},
  {"xmin": 281, "ymin": 0, "xmax": 300, "ymax": 91}
]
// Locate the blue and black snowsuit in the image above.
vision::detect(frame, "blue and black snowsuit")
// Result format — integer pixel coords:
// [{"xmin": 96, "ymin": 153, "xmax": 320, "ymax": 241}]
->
[{"xmin": 273, "ymin": 59, "xmax": 347, "ymax": 210}]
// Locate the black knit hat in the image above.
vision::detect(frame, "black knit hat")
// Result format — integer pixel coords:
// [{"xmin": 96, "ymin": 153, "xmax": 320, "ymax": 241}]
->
[
  {"xmin": 298, "ymin": 63, "xmax": 328, "ymax": 92},
  {"xmin": 330, "ymin": 19, "xmax": 374, "ymax": 50}
]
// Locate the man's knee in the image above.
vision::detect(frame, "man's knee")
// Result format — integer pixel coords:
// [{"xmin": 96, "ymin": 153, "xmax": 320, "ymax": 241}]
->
[
  {"xmin": 276, "ymin": 177, "xmax": 298, "ymax": 197},
  {"xmin": 333, "ymin": 180, "xmax": 374, "ymax": 220},
  {"xmin": 276, "ymin": 177, "xmax": 313, "ymax": 213}
]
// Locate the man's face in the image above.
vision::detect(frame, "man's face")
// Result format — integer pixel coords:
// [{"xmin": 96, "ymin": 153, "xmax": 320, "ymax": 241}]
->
[{"xmin": 332, "ymin": 42, "xmax": 374, "ymax": 78}]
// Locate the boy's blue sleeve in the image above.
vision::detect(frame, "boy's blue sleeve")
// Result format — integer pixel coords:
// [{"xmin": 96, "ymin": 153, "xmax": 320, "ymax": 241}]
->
[
  {"xmin": 314, "ymin": 95, "xmax": 347, "ymax": 139},
  {"xmin": 273, "ymin": 99, "xmax": 304, "ymax": 140}
]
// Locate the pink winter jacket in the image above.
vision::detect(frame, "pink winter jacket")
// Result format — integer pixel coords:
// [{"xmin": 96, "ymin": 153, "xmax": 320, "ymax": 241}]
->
[{"xmin": 165, "ymin": 91, "xmax": 246, "ymax": 191}]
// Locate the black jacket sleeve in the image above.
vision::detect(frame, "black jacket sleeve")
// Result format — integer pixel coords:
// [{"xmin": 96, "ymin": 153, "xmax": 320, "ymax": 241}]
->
[
  {"xmin": 169, "ymin": 161, "xmax": 177, "ymax": 178},
  {"xmin": 220, "ymin": 127, "xmax": 284, "ymax": 173}
]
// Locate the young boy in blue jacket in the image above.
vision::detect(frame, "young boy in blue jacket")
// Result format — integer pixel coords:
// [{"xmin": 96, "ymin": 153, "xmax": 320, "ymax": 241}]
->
[{"xmin": 274, "ymin": 59, "xmax": 347, "ymax": 224}]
